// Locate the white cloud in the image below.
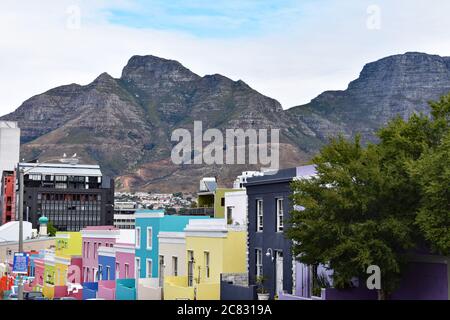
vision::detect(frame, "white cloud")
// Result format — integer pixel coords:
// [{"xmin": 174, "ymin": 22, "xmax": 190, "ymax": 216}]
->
[{"xmin": 1, "ymin": 0, "xmax": 450, "ymax": 117}]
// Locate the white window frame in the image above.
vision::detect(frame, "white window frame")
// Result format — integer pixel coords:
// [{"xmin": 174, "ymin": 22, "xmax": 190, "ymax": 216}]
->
[
  {"xmin": 106, "ymin": 266, "xmax": 110, "ymax": 280},
  {"xmin": 124, "ymin": 263, "xmax": 129, "ymax": 278},
  {"xmin": 146, "ymin": 259, "xmax": 153, "ymax": 278},
  {"xmin": 135, "ymin": 257, "xmax": 141, "ymax": 279},
  {"xmin": 256, "ymin": 249, "xmax": 263, "ymax": 277},
  {"xmin": 146, "ymin": 227, "xmax": 153, "ymax": 250},
  {"xmin": 256, "ymin": 199, "xmax": 263, "ymax": 232},
  {"xmin": 276, "ymin": 198, "xmax": 284, "ymax": 232},
  {"xmin": 136, "ymin": 227, "xmax": 141, "ymax": 249}
]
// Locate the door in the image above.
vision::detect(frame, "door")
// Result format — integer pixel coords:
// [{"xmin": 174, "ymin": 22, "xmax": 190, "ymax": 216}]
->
[
  {"xmin": 159, "ymin": 256, "xmax": 165, "ymax": 287},
  {"xmin": 187, "ymin": 251, "xmax": 194, "ymax": 287},
  {"xmin": 275, "ymin": 251, "xmax": 283, "ymax": 295}
]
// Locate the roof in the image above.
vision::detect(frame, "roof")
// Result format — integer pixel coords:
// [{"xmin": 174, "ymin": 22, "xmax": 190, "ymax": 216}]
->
[
  {"xmin": 244, "ymin": 165, "xmax": 318, "ymax": 187},
  {"xmin": 19, "ymin": 162, "xmax": 102, "ymax": 177}
]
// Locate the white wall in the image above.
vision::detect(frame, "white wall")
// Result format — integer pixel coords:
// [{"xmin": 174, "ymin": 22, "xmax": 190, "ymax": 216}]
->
[
  {"xmin": 0, "ymin": 221, "xmax": 33, "ymax": 242},
  {"xmin": 224, "ymin": 190, "xmax": 247, "ymax": 226}
]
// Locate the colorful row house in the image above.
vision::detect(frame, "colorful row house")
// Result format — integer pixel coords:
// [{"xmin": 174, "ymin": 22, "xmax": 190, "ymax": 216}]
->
[
  {"xmin": 134, "ymin": 209, "xmax": 210, "ymax": 299},
  {"xmin": 164, "ymin": 219, "xmax": 247, "ymax": 300}
]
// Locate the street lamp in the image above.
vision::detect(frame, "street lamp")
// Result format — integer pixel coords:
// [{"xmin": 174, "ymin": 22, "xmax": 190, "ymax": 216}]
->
[{"xmin": 16, "ymin": 155, "xmax": 79, "ymax": 300}]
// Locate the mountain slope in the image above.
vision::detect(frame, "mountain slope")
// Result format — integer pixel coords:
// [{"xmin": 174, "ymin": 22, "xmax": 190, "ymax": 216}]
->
[
  {"xmin": 2, "ymin": 52, "xmax": 450, "ymax": 192},
  {"xmin": 287, "ymin": 52, "xmax": 450, "ymax": 143}
]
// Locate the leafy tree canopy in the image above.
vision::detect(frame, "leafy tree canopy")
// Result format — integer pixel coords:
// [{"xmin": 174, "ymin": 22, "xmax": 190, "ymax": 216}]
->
[{"xmin": 287, "ymin": 93, "xmax": 450, "ymax": 296}]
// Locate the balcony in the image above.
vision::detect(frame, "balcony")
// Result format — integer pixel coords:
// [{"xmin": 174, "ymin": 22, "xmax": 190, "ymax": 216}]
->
[{"xmin": 184, "ymin": 207, "xmax": 214, "ymax": 217}]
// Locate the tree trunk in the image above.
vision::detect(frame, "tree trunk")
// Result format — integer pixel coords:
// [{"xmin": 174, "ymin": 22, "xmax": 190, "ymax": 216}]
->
[{"xmin": 377, "ymin": 289, "xmax": 386, "ymax": 300}]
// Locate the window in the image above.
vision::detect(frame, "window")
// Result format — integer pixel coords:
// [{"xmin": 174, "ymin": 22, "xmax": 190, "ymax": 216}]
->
[
  {"xmin": 226, "ymin": 207, "xmax": 233, "ymax": 224},
  {"xmin": 135, "ymin": 258, "xmax": 141, "ymax": 279},
  {"xmin": 146, "ymin": 227, "xmax": 153, "ymax": 250},
  {"xmin": 146, "ymin": 259, "xmax": 152, "ymax": 278},
  {"xmin": 256, "ymin": 249, "xmax": 263, "ymax": 277},
  {"xmin": 124, "ymin": 263, "xmax": 129, "ymax": 278},
  {"xmin": 204, "ymin": 252, "xmax": 210, "ymax": 278},
  {"xmin": 221, "ymin": 197, "xmax": 225, "ymax": 206},
  {"xmin": 85, "ymin": 267, "xmax": 90, "ymax": 282},
  {"xmin": 86, "ymin": 242, "xmax": 90, "ymax": 258},
  {"xmin": 276, "ymin": 198, "xmax": 284, "ymax": 232},
  {"xmin": 98, "ymin": 265, "xmax": 103, "ymax": 281},
  {"xmin": 136, "ymin": 227, "xmax": 141, "ymax": 249},
  {"xmin": 256, "ymin": 199, "xmax": 263, "ymax": 232},
  {"xmin": 115, "ymin": 262, "xmax": 120, "ymax": 278},
  {"xmin": 172, "ymin": 256, "xmax": 178, "ymax": 276},
  {"xmin": 159, "ymin": 256, "xmax": 164, "ymax": 287},
  {"xmin": 106, "ymin": 266, "xmax": 110, "ymax": 280}
]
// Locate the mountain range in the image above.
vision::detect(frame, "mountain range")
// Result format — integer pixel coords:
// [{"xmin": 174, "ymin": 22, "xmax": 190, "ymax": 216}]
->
[{"xmin": 2, "ymin": 52, "xmax": 450, "ymax": 192}]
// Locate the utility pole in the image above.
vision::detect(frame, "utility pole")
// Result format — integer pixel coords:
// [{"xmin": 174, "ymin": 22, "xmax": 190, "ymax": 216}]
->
[{"xmin": 17, "ymin": 168, "xmax": 24, "ymax": 300}]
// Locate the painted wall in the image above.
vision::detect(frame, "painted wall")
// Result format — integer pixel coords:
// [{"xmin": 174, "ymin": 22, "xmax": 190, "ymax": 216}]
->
[
  {"xmin": 116, "ymin": 278, "xmax": 136, "ymax": 300},
  {"xmin": 82, "ymin": 282, "xmax": 98, "ymax": 300},
  {"xmin": 98, "ymin": 280, "xmax": 116, "ymax": 300},
  {"xmin": 137, "ymin": 278, "xmax": 162, "ymax": 300},
  {"xmin": 182, "ymin": 230, "xmax": 247, "ymax": 300},
  {"xmin": 214, "ymin": 188, "xmax": 241, "ymax": 219},
  {"xmin": 390, "ymin": 260, "xmax": 449, "ymax": 300},
  {"xmin": 224, "ymin": 190, "xmax": 247, "ymax": 226},
  {"xmin": 159, "ymin": 233, "xmax": 186, "ymax": 278},
  {"xmin": 55, "ymin": 232, "xmax": 82, "ymax": 257},
  {"xmin": 115, "ymin": 246, "xmax": 135, "ymax": 279},
  {"xmin": 98, "ymin": 254, "xmax": 116, "ymax": 281},
  {"xmin": 164, "ymin": 276, "xmax": 194, "ymax": 300},
  {"xmin": 135, "ymin": 211, "xmax": 209, "ymax": 279},
  {"xmin": 81, "ymin": 227, "xmax": 119, "ymax": 282}
]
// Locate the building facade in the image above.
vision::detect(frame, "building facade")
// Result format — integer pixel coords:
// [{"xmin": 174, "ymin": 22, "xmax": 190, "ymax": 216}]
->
[
  {"xmin": 164, "ymin": 219, "xmax": 247, "ymax": 300},
  {"xmin": 81, "ymin": 226, "xmax": 120, "ymax": 283},
  {"xmin": 245, "ymin": 166, "xmax": 317, "ymax": 299},
  {"xmin": 0, "ymin": 121, "xmax": 20, "ymax": 189},
  {"xmin": 114, "ymin": 201, "xmax": 137, "ymax": 229},
  {"xmin": 134, "ymin": 210, "xmax": 210, "ymax": 281},
  {"xmin": 19, "ymin": 162, "xmax": 114, "ymax": 231},
  {"xmin": 1, "ymin": 171, "xmax": 15, "ymax": 225}
]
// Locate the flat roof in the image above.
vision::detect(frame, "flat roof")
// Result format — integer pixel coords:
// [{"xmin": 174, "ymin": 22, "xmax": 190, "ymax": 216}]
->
[{"xmin": 19, "ymin": 162, "xmax": 102, "ymax": 176}]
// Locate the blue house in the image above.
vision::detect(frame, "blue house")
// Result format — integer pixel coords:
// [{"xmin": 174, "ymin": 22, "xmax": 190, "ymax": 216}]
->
[
  {"xmin": 245, "ymin": 165, "xmax": 317, "ymax": 299},
  {"xmin": 98, "ymin": 246, "xmax": 116, "ymax": 281},
  {"xmin": 134, "ymin": 209, "xmax": 210, "ymax": 281}
]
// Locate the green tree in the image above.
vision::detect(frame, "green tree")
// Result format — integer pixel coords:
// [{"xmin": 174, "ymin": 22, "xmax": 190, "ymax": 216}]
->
[
  {"xmin": 287, "ymin": 93, "xmax": 450, "ymax": 299},
  {"xmin": 47, "ymin": 221, "xmax": 58, "ymax": 237}
]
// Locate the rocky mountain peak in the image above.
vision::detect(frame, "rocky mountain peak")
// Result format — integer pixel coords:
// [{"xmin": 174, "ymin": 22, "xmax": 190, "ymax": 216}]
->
[
  {"xmin": 121, "ymin": 55, "xmax": 200, "ymax": 86},
  {"xmin": 347, "ymin": 52, "xmax": 450, "ymax": 93}
]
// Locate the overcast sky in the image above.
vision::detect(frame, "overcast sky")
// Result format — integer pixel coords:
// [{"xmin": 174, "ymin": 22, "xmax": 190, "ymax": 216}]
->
[{"xmin": 1, "ymin": 0, "xmax": 450, "ymax": 116}]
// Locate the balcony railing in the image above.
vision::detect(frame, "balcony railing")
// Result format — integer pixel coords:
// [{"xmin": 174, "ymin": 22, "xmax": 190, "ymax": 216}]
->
[{"xmin": 184, "ymin": 207, "xmax": 214, "ymax": 216}]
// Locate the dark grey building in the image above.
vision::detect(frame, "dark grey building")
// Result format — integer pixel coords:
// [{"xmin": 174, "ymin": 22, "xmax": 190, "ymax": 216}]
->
[
  {"xmin": 245, "ymin": 165, "xmax": 316, "ymax": 299},
  {"xmin": 19, "ymin": 162, "xmax": 114, "ymax": 232}
]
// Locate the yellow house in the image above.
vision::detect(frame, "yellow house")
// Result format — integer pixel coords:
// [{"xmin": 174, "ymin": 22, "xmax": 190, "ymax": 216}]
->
[
  {"xmin": 164, "ymin": 219, "xmax": 246, "ymax": 300},
  {"xmin": 55, "ymin": 232, "xmax": 82, "ymax": 258},
  {"xmin": 42, "ymin": 250, "xmax": 55, "ymax": 299},
  {"xmin": 54, "ymin": 232, "xmax": 82, "ymax": 291}
]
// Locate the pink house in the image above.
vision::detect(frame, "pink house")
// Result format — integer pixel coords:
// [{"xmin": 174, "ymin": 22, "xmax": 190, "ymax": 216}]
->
[
  {"xmin": 31, "ymin": 258, "xmax": 45, "ymax": 290},
  {"xmin": 81, "ymin": 226, "xmax": 120, "ymax": 283},
  {"xmin": 115, "ymin": 243, "xmax": 135, "ymax": 279}
]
